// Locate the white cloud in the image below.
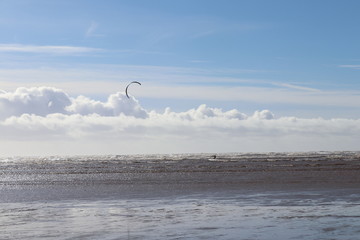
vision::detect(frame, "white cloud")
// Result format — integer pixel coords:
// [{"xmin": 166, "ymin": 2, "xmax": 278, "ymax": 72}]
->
[
  {"xmin": 0, "ymin": 44, "xmax": 102, "ymax": 54},
  {"xmin": 0, "ymin": 87, "xmax": 147, "ymax": 120},
  {"xmin": 0, "ymin": 87, "xmax": 71, "ymax": 119},
  {"xmin": 251, "ymin": 110, "xmax": 275, "ymax": 120},
  {"xmin": 68, "ymin": 93, "xmax": 148, "ymax": 118},
  {"xmin": 0, "ymin": 86, "xmax": 359, "ymax": 156}
]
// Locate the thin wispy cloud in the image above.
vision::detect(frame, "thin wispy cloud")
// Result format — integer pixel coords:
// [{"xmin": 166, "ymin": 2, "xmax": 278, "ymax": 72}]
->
[
  {"xmin": 0, "ymin": 64, "xmax": 266, "ymax": 85},
  {"xmin": 85, "ymin": 21, "xmax": 104, "ymax": 37},
  {"xmin": 0, "ymin": 44, "xmax": 102, "ymax": 54},
  {"xmin": 273, "ymin": 83, "xmax": 320, "ymax": 92},
  {"xmin": 338, "ymin": 65, "xmax": 360, "ymax": 70}
]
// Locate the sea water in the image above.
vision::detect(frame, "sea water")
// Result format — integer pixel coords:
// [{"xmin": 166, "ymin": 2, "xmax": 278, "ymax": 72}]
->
[{"xmin": 0, "ymin": 152, "xmax": 360, "ymax": 239}]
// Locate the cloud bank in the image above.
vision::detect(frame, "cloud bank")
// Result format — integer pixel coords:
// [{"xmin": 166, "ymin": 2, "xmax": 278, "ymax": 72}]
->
[
  {"xmin": 0, "ymin": 87, "xmax": 147, "ymax": 119},
  {"xmin": 0, "ymin": 87, "xmax": 359, "ymax": 155}
]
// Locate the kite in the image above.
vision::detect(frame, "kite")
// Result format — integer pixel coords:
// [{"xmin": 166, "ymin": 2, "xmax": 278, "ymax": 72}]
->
[{"xmin": 125, "ymin": 81, "xmax": 141, "ymax": 98}]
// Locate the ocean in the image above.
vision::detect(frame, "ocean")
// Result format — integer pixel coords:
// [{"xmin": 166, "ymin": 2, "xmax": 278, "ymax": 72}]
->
[{"xmin": 1, "ymin": 152, "xmax": 360, "ymax": 239}]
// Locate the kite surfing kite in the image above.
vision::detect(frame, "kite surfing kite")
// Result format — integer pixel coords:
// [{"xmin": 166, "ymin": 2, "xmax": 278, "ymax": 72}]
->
[{"xmin": 125, "ymin": 81, "xmax": 141, "ymax": 98}]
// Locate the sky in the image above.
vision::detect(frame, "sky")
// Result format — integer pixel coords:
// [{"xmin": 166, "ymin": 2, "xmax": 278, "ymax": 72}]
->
[{"xmin": 1, "ymin": 0, "xmax": 360, "ymax": 156}]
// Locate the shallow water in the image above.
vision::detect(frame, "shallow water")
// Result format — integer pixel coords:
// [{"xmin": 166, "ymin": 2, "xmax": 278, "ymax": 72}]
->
[
  {"xmin": 1, "ymin": 152, "xmax": 360, "ymax": 239},
  {"xmin": 1, "ymin": 192, "xmax": 360, "ymax": 240}
]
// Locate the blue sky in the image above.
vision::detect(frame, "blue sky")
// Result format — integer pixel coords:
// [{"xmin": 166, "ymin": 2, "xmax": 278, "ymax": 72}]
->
[
  {"xmin": 1, "ymin": 1, "xmax": 360, "ymax": 155},
  {"xmin": 1, "ymin": 1, "xmax": 360, "ymax": 112}
]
